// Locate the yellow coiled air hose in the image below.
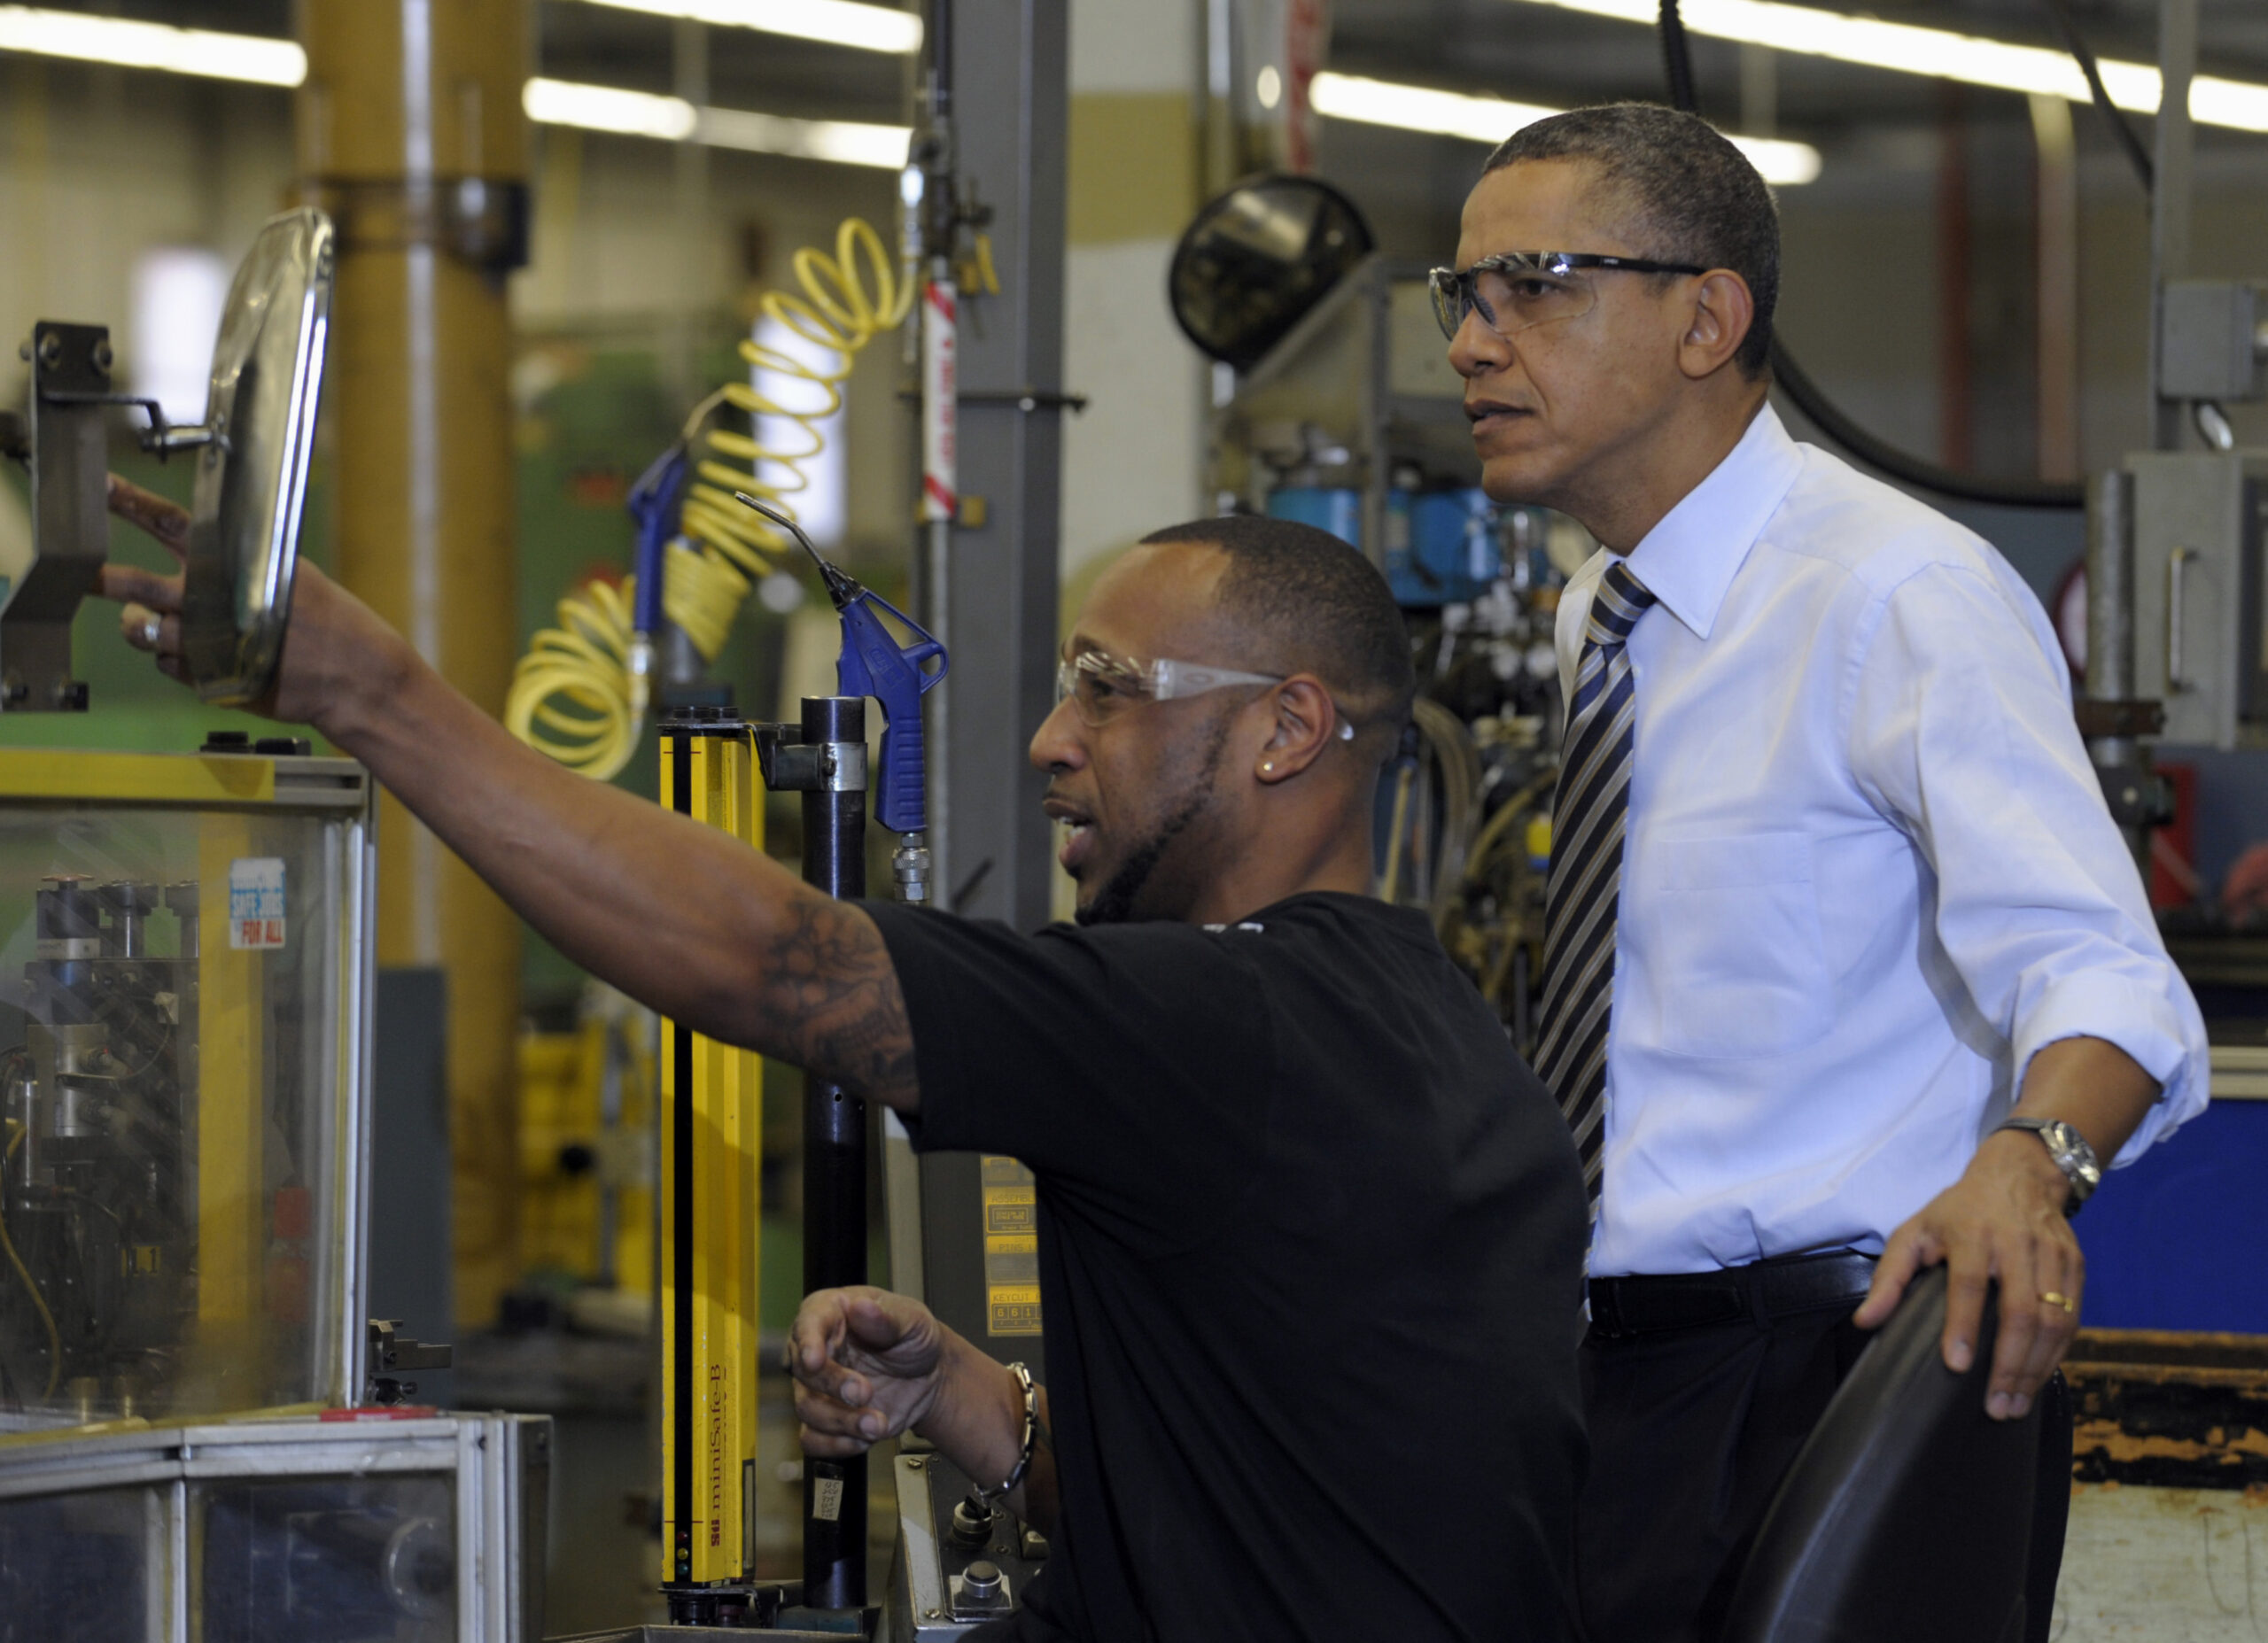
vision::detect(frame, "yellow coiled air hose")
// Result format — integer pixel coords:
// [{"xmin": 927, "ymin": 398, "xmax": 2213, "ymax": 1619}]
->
[{"xmin": 504, "ymin": 217, "xmax": 917, "ymax": 779}]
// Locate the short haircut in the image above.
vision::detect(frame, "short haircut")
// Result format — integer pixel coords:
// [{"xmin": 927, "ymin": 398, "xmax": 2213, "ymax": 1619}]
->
[
  {"xmin": 1138, "ymin": 515, "xmax": 1417, "ymax": 750},
  {"xmin": 1485, "ymin": 103, "xmax": 1778, "ymax": 379}
]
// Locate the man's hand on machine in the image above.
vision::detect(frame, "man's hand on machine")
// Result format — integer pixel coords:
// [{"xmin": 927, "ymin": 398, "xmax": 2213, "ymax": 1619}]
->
[
  {"xmin": 99, "ymin": 475, "xmax": 412, "ymax": 734},
  {"xmin": 1852, "ymin": 1139, "xmax": 2080, "ymax": 1422},
  {"xmin": 788, "ymin": 1287, "xmax": 953, "ymax": 1455},
  {"xmin": 1854, "ymin": 1035, "xmax": 2159, "ymax": 1422}
]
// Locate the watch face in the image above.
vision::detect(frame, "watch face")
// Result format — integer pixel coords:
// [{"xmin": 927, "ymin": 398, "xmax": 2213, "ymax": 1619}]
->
[{"xmin": 2040, "ymin": 1120, "xmax": 2101, "ymax": 1200}]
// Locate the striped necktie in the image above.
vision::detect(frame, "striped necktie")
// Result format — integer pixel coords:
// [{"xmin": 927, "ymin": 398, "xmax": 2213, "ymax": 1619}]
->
[{"xmin": 1535, "ymin": 559, "xmax": 1658, "ymax": 1206}]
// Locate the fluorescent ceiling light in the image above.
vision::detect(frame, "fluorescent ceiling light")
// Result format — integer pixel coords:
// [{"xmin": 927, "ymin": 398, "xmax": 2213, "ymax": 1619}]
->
[
  {"xmin": 700, "ymin": 105, "xmax": 909, "ymax": 167},
  {"xmin": 571, "ymin": 0, "xmax": 920, "ymax": 55},
  {"xmin": 524, "ymin": 77, "xmax": 698, "ymax": 141},
  {"xmin": 523, "ymin": 77, "xmax": 911, "ymax": 167},
  {"xmin": 1311, "ymin": 71, "xmax": 1822, "ymax": 185},
  {"xmin": 0, "ymin": 4, "xmax": 305, "ymax": 86},
  {"xmin": 1506, "ymin": 0, "xmax": 2268, "ymax": 136}
]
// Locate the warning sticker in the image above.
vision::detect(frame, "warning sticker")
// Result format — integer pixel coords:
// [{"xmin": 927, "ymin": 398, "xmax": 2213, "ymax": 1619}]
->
[
  {"xmin": 228, "ymin": 857, "xmax": 286, "ymax": 950},
  {"xmin": 981, "ymin": 1156, "xmax": 1044, "ymax": 1337},
  {"xmin": 812, "ymin": 1474, "xmax": 844, "ymax": 1523}
]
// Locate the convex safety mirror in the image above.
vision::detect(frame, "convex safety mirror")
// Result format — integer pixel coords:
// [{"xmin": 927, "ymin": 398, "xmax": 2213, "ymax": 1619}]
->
[
  {"xmin": 0, "ymin": 208, "xmax": 335, "ymax": 712},
  {"xmin": 1168, "ymin": 174, "xmax": 1375, "ymax": 373}
]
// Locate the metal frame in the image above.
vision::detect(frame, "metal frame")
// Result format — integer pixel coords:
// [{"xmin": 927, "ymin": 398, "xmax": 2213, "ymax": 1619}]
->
[
  {"xmin": 901, "ymin": 0, "xmax": 1068, "ymax": 1393},
  {"xmin": 0, "ymin": 1410, "xmax": 549, "ymax": 1641},
  {"xmin": 0, "ymin": 748, "xmax": 378, "ymax": 1414}
]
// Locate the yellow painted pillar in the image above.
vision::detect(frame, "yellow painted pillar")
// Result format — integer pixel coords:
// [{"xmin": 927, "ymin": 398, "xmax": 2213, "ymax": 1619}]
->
[{"xmin": 297, "ymin": 0, "xmax": 532, "ymax": 1327}]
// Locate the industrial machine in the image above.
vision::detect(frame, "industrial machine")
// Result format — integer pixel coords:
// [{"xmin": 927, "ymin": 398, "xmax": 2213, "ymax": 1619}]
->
[{"xmin": 0, "ymin": 207, "xmax": 553, "ymax": 1641}]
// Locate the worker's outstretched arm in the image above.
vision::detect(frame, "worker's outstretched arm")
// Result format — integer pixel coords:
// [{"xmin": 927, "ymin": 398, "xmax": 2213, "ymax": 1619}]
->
[
  {"xmin": 790, "ymin": 1286, "xmax": 1060, "ymax": 1537},
  {"xmin": 99, "ymin": 477, "xmax": 919, "ymax": 1113}
]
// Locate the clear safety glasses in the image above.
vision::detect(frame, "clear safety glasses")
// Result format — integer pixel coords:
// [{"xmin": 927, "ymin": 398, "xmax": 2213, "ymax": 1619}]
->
[
  {"xmin": 1426, "ymin": 251, "xmax": 1706, "ymax": 342},
  {"xmin": 1054, "ymin": 647, "xmax": 1355, "ymax": 740}
]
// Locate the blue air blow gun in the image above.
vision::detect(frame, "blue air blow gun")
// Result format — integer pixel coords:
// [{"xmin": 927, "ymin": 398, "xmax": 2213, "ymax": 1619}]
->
[
  {"xmin": 733, "ymin": 492, "xmax": 949, "ymax": 902},
  {"xmin": 624, "ymin": 442, "xmax": 689, "ymax": 726}
]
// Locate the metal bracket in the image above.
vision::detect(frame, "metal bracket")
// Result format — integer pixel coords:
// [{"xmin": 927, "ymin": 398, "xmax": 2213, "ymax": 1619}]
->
[
  {"xmin": 767, "ymin": 739, "xmax": 868, "ymax": 794},
  {"xmin": 2097, "ymin": 767, "xmax": 2176, "ymax": 830},
  {"xmin": 905, "ymin": 386, "xmax": 1088, "ymax": 415},
  {"xmin": 2074, "ymin": 698, "xmax": 2166, "ymax": 740},
  {"xmin": 366, "ymin": 1317, "xmax": 453, "ymax": 1405}
]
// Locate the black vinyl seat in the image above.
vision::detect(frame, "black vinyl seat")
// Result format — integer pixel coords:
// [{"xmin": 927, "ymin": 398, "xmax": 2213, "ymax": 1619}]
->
[{"xmin": 1720, "ymin": 1266, "xmax": 2070, "ymax": 1643}]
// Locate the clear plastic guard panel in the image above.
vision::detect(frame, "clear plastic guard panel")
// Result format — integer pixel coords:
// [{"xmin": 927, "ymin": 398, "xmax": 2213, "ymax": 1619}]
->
[
  {"xmin": 0, "ymin": 776, "xmax": 367, "ymax": 1425},
  {"xmin": 0, "ymin": 1484, "xmax": 162, "ymax": 1642},
  {"xmin": 199, "ymin": 1474, "xmax": 455, "ymax": 1643}
]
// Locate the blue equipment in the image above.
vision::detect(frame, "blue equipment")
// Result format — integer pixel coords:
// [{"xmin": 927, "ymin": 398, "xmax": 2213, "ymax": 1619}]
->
[
  {"xmin": 622, "ymin": 443, "xmax": 691, "ymax": 719},
  {"xmin": 1265, "ymin": 485, "xmax": 1510, "ymax": 607},
  {"xmin": 732, "ymin": 492, "xmax": 948, "ymax": 837}
]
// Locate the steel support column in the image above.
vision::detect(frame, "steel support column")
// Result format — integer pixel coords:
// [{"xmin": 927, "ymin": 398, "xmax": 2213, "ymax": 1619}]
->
[
  {"xmin": 297, "ymin": 0, "xmax": 532, "ymax": 1327},
  {"xmin": 911, "ymin": 0, "xmax": 1067, "ymax": 1377},
  {"xmin": 930, "ymin": 0, "xmax": 1066, "ymax": 934}
]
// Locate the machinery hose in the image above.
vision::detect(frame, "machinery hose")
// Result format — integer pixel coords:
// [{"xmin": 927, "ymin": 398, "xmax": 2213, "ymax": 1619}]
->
[
  {"xmin": 1, "ymin": 1120, "xmax": 61, "ymax": 1401},
  {"xmin": 504, "ymin": 217, "xmax": 917, "ymax": 779}
]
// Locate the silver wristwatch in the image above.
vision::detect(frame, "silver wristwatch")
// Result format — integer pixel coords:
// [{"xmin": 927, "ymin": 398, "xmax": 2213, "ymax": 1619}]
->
[{"xmin": 1993, "ymin": 1118, "xmax": 2102, "ymax": 1217}]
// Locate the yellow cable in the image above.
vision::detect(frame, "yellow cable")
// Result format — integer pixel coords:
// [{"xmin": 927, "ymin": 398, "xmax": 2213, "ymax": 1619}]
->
[
  {"xmin": 1, "ymin": 1122, "xmax": 60, "ymax": 1401},
  {"xmin": 505, "ymin": 216, "xmax": 919, "ymax": 780}
]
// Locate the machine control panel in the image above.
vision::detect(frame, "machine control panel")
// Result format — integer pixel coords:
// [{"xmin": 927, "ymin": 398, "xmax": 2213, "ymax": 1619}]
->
[{"xmin": 888, "ymin": 1449, "xmax": 1049, "ymax": 1640}]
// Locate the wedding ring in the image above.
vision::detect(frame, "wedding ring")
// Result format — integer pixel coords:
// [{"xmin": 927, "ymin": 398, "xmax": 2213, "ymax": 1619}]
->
[{"xmin": 2040, "ymin": 1290, "xmax": 2076, "ymax": 1314}]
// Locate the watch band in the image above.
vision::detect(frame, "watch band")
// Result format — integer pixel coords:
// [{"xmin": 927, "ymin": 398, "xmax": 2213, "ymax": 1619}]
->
[{"xmin": 1992, "ymin": 1117, "xmax": 2101, "ymax": 1216}]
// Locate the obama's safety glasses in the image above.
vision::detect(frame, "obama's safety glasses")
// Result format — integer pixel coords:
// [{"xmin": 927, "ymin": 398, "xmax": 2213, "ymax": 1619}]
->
[
  {"xmin": 1426, "ymin": 252, "xmax": 1707, "ymax": 342},
  {"xmin": 1055, "ymin": 646, "xmax": 1355, "ymax": 739}
]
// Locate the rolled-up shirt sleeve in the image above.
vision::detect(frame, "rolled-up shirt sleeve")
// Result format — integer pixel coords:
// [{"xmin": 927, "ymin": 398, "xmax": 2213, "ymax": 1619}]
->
[{"xmin": 1846, "ymin": 559, "xmax": 2209, "ymax": 1164}]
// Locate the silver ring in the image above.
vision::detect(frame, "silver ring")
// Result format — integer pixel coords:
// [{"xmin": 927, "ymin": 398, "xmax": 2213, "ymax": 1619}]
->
[{"xmin": 141, "ymin": 615, "xmax": 163, "ymax": 647}]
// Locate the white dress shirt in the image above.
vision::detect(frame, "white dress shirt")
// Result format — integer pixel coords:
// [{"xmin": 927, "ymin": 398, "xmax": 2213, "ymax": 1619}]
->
[{"xmin": 1557, "ymin": 403, "xmax": 2208, "ymax": 1277}]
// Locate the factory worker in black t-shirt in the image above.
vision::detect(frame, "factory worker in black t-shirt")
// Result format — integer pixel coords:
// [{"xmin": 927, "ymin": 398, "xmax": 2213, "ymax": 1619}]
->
[
  {"xmin": 789, "ymin": 516, "xmax": 1588, "ymax": 1642},
  {"xmin": 97, "ymin": 483, "xmax": 1588, "ymax": 1643}
]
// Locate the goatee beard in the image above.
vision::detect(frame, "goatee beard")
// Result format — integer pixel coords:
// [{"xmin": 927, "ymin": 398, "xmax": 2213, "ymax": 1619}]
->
[{"xmin": 1073, "ymin": 714, "xmax": 1231, "ymax": 926}]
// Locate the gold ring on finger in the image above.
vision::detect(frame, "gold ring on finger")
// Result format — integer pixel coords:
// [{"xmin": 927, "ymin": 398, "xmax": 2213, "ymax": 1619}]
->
[{"xmin": 2039, "ymin": 1290, "xmax": 2076, "ymax": 1314}]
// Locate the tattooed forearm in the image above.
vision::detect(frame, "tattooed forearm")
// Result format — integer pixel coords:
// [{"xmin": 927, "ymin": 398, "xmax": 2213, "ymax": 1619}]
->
[{"xmin": 750, "ymin": 890, "xmax": 920, "ymax": 1112}]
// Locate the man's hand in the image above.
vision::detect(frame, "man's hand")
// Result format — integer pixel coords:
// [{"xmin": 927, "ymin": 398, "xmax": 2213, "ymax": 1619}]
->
[
  {"xmin": 100, "ymin": 475, "xmax": 409, "ymax": 733},
  {"xmin": 1851, "ymin": 1131, "xmax": 2080, "ymax": 1421},
  {"xmin": 788, "ymin": 1287, "xmax": 952, "ymax": 1456},
  {"xmin": 1852, "ymin": 1035, "xmax": 2159, "ymax": 1420}
]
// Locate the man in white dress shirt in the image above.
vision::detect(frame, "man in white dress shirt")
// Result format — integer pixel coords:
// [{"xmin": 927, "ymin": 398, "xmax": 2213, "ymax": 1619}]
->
[{"xmin": 1438, "ymin": 103, "xmax": 2208, "ymax": 1640}]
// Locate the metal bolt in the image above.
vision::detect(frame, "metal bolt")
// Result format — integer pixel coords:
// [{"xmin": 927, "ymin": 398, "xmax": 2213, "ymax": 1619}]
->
[
  {"xmin": 926, "ymin": 1610, "xmax": 942, "ymax": 1621},
  {"xmin": 35, "ymin": 333, "xmax": 61, "ymax": 369},
  {"xmin": 906, "ymin": 1457, "xmax": 923, "ymax": 1469},
  {"xmin": 89, "ymin": 339, "xmax": 113, "ymax": 375}
]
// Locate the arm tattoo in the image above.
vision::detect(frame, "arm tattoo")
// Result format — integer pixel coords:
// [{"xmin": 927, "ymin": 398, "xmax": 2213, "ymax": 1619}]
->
[{"xmin": 757, "ymin": 890, "xmax": 920, "ymax": 1109}]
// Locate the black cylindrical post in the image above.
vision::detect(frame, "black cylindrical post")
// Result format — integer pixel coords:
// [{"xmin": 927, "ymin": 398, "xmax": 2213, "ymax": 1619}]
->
[{"xmin": 800, "ymin": 695, "xmax": 870, "ymax": 1608}]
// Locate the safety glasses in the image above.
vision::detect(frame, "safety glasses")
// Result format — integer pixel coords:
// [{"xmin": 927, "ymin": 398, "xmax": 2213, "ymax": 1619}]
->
[
  {"xmin": 1055, "ymin": 647, "xmax": 1355, "ymax": 739},
  {"xmin": 1426, "ymin": 251, "xmax": 1707, "ymax": 342}
]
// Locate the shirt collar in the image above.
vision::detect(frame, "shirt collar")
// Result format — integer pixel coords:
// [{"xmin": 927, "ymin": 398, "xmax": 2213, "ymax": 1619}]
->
[{"xmin": 1621, "ymin": 402, "xmax": 1803, "ymax": 642}]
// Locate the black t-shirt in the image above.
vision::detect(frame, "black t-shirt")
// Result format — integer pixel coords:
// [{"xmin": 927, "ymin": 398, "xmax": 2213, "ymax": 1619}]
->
[{"xmin": 864, "ymin": 891, "xmax": 1588, "ymax": 1643}]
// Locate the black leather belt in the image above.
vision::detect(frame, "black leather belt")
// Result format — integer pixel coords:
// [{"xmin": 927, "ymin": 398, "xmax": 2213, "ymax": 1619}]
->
[{"xmin": 1588, "ymin": 1250, "xmax": 1878, "ymax": 1342}]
